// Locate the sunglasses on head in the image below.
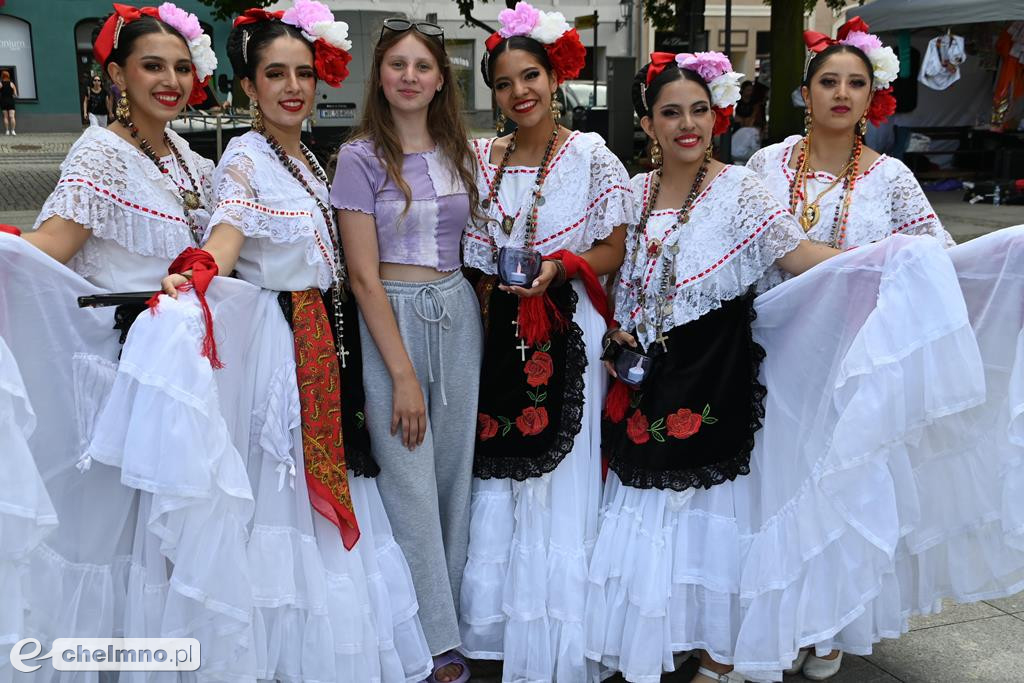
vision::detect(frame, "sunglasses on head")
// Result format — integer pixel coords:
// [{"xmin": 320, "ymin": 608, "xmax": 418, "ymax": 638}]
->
[{"xmin": 380, "ymin": 18, "xmax": 445, "ymax": 45}]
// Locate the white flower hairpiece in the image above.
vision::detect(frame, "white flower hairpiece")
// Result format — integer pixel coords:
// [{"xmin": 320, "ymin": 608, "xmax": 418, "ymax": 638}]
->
[{"xmin": 155, "ymin": 3, "xmax": 218, "ymax": 81}]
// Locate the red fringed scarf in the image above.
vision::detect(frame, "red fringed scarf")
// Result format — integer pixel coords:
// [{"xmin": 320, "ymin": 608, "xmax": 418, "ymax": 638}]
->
[
  {"xmin": 291, "ymin": 289, "xmax": 360, "ymax": 550},
  {"xmin": 148, "ymin": 247, "xmax": 222, "ymax": 369},
  {"xmin": 515, "ymin": 249, "xmax": 612, "ymax": 346}
]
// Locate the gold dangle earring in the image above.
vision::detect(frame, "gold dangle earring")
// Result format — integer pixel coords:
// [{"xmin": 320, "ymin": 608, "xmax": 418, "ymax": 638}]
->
[
  {"xmin": 115, "ymin": 91, "xmax": 130, "ymax": 124},
  {"xmin": 704, "ymin": 143, "xmax": 714, "ymax": 163},
  {"xmin": 495, "ymin": 111, "xmax": 507, "ymax": 135},
  {"xmin": 804, "ymin": 109, "xmax": 813, "ymax": 137},
  {"xmin": 550, "ymin": 95, "xmax": 562, "ymax": 122},
  {"xmin": 250, "ymin": 100, "xmax": 264, "ymax": 132},
  {"xmin": 650, "ymin": 141, "xmax": 663, "ymax": 167},
  {"xmin": 858, "ymin": 114, "xmax": 868, "ymax": 138}
]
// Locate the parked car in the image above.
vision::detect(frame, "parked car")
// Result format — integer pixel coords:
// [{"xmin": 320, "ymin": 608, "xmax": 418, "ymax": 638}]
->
[{"xmin": 560, "ymin": 80, "xmax": 645, "ymax": 156}]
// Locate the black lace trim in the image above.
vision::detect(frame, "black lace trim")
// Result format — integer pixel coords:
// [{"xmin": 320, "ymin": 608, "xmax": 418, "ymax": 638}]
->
[
  {"xmin": 472, "ymin": 278, "xmax": 588, "ymax": 481},
  {"xmin": 608, "ymin": 295, "xmax": 767, "ymax": 491},
  {"xmin": 276, "ymin": 290, "xmax": 379, "ymax": 478}
]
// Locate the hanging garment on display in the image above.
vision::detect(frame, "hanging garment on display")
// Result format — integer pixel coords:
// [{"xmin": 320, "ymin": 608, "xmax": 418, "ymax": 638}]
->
[{"xmin": 919, "ymin": 33, "xmax": 966, "ymax": 90}]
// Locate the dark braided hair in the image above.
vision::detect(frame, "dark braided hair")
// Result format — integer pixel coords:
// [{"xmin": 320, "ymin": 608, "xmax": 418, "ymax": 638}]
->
[
  {"xmin": 95, "ymin": 14, "xmax": 188, "ymax": 68},
  {"xmin": 803, "ymin": 43, "xmax": 874, "ymax": 87},
  {"xmin": 480, "ymin": 35, "xmax": 554, "ymax": 88},
  {"xmin": 632, "ymin": 61, "xmax": 713, "ymax": 119},
  {"xmin": 226, "ymin": 19, "xmax": 310, "ymax": 79}
]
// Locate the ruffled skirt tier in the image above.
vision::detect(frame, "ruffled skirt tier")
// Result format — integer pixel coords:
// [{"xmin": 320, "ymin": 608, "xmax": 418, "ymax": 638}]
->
[
  {"xmin": 459, "ymin": 281, "xmax": 605, "ymax": 683},
  {"xmin": 586, "ymin": 234, "xmax": 1024, "ymax": 682},
  {"xmin": 0, "ymin": 234, "xmax": 431, "ymax": 682}
]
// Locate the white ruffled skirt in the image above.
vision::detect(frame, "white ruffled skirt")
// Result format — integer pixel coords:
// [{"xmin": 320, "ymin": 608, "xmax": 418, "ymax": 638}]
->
[
  {"xmin": 585, "ymin": 234, "xmax": 1024, "ymax": 682},
  {"xmin": 459, "ymin": 280, "xmax": 606, "ymax": 683},
  {"xmin": 0, "ymin": 336, "xmax": 58, "ymax": 683},
  {"xmin": 0, "ymin": 237, "xmax": 188, "ymax": 683},
  {"xmin": 0, "ymin": 233, "xmax": 430, "ymax": 683},
  {"xmin": 90, "ymin": 280, "xmax": 433, "ymax": 683}
]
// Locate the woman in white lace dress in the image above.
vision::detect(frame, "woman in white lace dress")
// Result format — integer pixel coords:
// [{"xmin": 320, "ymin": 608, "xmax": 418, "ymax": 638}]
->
[
  {"xmin": 583, "ymin": 52, "xmax": 849, "ymax": 683},
  {"xmin": 151, "ymin": 5, "xmax": 433, "ymax": 680},
  {"xmin": 747, "ymin": 19, "xmax": 1024, "ymax": 681},
  {"xmin": 457, "ymin": 5, "xmax": 634, "ymax": 680},
  {"xmin": 0, "ymin": 5, "xmax": 233, "ymax": 679}
]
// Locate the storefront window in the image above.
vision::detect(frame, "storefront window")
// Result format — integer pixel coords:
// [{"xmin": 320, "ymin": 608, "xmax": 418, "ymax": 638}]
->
[
  {"xmin": 445, "ymin": 38, "xmax": 474, "ymax": 109},
  {"xmin": 0, "ymin": 15, "xmax": 36, "ymax": 100}
]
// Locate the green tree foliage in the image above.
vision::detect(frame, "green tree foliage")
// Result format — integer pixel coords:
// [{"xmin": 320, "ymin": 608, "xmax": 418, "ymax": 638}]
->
[
  {"xmin": 195, "ymin": 0, "xmax": 274, "ymax": 22},
  {"xmin": 642, "ymin": 0, "xmax": 860, "ymax": 33},
  {"xmin": 639, "ymin": 1, "xmax": 862, "ymax": 141}
]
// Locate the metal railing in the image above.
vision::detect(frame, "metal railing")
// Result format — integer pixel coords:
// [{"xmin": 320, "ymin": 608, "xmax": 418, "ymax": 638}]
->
[{"xmin": 170, "ymin": 110, "xmax": 314, "ymax": 161}]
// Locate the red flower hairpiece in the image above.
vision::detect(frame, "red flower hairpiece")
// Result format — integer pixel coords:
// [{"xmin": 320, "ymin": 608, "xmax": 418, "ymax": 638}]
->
[
  {"xmin": 867, "ymin": 87, "xmax": 897, "ymax": 126},
  {"xmin": 545, "ymin": 29, "xmax": 585, "ymax": 83}
]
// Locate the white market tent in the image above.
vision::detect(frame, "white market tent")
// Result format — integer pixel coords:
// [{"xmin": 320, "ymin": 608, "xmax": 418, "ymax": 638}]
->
[
  {"xmin": 845, "ymin": 0, "xmax": 1024, "ymax": 162},
  {"xmin": 848, "ymin": 0, "xmax": 1024, "ymax": 32}
]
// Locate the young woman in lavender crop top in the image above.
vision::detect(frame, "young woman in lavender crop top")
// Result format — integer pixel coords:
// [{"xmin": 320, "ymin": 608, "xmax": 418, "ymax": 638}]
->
[{"xmin": 331, "ymin": 20, "xmax": 481, "ymax": 683}]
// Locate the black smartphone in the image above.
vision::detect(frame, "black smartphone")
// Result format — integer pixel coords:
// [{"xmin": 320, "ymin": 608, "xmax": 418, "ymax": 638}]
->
[{"xmin": 77, "ymin": 292, "xmax": 159, "ymax": 308}]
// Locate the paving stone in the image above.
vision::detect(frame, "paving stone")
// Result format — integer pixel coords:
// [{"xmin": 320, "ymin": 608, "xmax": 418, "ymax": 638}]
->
[
  {"xmin": 865, "ymin": 615, "xmax": 1024, "ymax": 683},
  {"xmin": 985, "ymin": 592, "xmax": 1024, "ymax": 615},
  {"xmin": 908, "ymin": 598, "xmax": 1004, "ymax": 631}
]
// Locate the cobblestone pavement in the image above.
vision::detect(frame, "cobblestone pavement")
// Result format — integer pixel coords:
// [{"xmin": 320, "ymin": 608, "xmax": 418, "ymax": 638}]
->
[{"xmin": 0, "ymin": 132, "xmax": 75, "ymax": 215}]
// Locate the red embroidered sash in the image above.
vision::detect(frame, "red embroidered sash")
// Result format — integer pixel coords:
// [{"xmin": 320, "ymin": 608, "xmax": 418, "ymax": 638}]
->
[{"xmin": 291, "ymin": 289, "xmax": 360, "ymax": 550}]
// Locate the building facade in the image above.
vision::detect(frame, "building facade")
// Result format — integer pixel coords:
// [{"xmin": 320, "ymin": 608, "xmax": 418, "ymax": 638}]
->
[
  {"xmin": 0, "ymin": 0, "xmax": 854, "ymax": 133},
  {"xmin": 0, "ymin": 0, "xmax": 232, "ymax": 132}
]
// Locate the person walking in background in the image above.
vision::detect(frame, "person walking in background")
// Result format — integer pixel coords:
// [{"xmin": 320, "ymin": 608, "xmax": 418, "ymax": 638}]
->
[
  {"xmin": 83, "ymin": 75, "xmax": 112, "ymax": 127},
  {"xmin": 1, "ymin": 70, "xmax": 17, "ymax": 135}
]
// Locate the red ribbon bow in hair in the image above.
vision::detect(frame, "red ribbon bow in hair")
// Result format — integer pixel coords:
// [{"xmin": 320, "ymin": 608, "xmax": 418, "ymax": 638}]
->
[
  {"xmin": 645, "ymin": 52, "xmax": 678, "ymax": 86},
  {"xmin": 93, "ymin": 4, "xmax": 160, "ymax": 65},
  {"xmin": 804, "ymin": 16, "xmax": 871, "ymax": 53},
  {"xmin": 486, "ymin": 31, "xmax": 504, "ymax": 51},
  {"xmin": 233, "ymin": 8, "xmax": 285, "ymax": 27}
]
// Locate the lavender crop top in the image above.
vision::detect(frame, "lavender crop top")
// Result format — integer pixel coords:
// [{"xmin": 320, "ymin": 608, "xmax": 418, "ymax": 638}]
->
[{"xmin": 331, "ymin": 139, "xmax": 469, "ymax": 272}]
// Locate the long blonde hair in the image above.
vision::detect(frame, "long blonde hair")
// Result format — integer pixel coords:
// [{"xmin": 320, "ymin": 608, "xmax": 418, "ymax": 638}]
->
[{"xmin": 352, "ymin": 28, "xmax": 479, "ymax": 219}]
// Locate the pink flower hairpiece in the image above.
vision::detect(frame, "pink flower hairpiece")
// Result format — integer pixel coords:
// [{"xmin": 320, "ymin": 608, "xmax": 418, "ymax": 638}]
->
[
  {"xmin": 485, "ymin": 1, "xmax": 585, "ymax": 83},
  {"xmin": 234, "ymin": 0, "xmax": 353, "ymax": 87},
  {"xmin": 642, "ymin": 51, "xmax": 743, "ymax": 135},
  {"xmin": 804, "ymin": 17, "xmax": 899, "ymax": 90},
  {"xmin": 94, "ymin": 3, "xmax": 217, "ymax": 104}
]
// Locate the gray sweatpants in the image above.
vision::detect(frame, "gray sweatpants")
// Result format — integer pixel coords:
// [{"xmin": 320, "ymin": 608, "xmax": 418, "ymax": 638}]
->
[{"xmin": 358, "ymin": 270, "xmax": 482, "ymax": 654}]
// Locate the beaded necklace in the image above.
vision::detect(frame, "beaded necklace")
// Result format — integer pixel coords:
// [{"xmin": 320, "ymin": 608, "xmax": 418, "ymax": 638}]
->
[
  {"xmin": 632, "ymin": 159, "xmax": 709, "ymax": 350},
  {"xmin": 480, "ymin": 124, "xmax": 562, "ymax": 257},
  {"xmin": 125, "ymin": 118, "xmax": 204, "ymax": 245},
  {"xmin": 788, "ymin": 134, "xmax": 863, "ymax": 249},
  {"xmin": 261, "ymin": 131, "xmax": 351, "ymax": 369}
]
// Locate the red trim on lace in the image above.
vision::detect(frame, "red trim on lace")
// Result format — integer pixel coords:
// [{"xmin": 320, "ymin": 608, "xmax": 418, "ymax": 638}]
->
[
  {"xmin": 533, "ymin": 185, "xmax": 630, "ymax": 247},
  {"xmin": 781, "ymin": 141, "xmax": 887, "ymax": 182},
  {"xmin": 463, "ymin": 185, "xmax": 630, "ymax": 247},
  {"xmin": 216, "ymin": 198, "xmax": 314, "ymax": 218},
  {"xmin": 627, "ymin": 208, "xmax": 789, "ymax": 321},
  {"xmin": 647, "ymin": 167, "xmax": 730, "ymax": 219},
  {"xmin": 892, "ymin": 213, "xmax": 937, "ymax": 234},
  {"xmin": 57, "ymin": 177, "xmax": 187, "ymax": 224}
]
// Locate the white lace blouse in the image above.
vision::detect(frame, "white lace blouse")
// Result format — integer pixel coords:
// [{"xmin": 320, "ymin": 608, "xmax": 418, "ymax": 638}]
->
[
  {"xmin": 748, "ymin": 135, "xmax": 955, "ymax": 290},
  {"xmin": 207, "ymin": 132, "xmax": 336, "ymax": 292},
  {"xmin": 463, "ymin": 131, "xmax": 634, "ymax": 272},
  {"xmin": 616, "ymin": 166, "xmax": 806, "ymax": 349},
  {"xmin": 33, "ymin": 125, "xmax": 214, "ymax": 291}
]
